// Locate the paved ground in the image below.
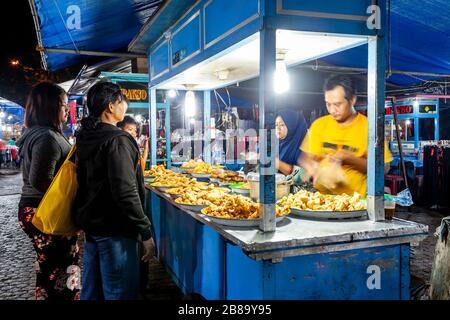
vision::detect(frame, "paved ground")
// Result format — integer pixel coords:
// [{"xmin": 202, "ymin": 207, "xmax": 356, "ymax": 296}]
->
[{"xmin": 0, "ymin": 170, "xmax": 446, "ymax": 300}]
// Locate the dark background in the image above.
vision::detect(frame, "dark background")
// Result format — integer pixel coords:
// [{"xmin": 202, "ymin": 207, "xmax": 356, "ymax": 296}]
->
[{"xmin": 0, "ymin": 1, "xmax": 76, "ymax": 106}]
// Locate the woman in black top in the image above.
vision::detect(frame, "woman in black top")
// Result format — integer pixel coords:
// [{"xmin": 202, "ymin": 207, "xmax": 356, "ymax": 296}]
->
[
  {"xmin": 73, "ymin": 82, "xmax": 153, "ymax": 300},
  {"xmin": 17, "ymin": 82, "xmax": 80, "ymax": 300}
]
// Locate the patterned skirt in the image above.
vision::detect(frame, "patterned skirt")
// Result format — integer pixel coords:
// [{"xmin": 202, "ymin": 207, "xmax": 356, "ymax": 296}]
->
[{"xmin": 18, "ymin": 207, "xmax": 80, "ymax": 300}]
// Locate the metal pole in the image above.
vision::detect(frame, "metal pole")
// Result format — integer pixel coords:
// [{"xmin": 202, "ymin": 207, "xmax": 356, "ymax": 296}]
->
[
  {"xmin": 390, "ymin": 97, "xmax": 410, "ymax": 190},
  {"xmin": 367, "ymin": 34, "xmax": 386, "ymax": 222},
  {"xmin": 150, "ymin": 89, "xmax": 157, "ymax": 167},
  {"xmin": 36, "ymin": 47, "xmax": 146, "ymax": 59},
  {"xmin": 203, "ymin": 91, "xmax": 212, "ymax": 164},
  {"xmin": 258, "ymin": 26, "xmax": 277, "ymax": 232}
]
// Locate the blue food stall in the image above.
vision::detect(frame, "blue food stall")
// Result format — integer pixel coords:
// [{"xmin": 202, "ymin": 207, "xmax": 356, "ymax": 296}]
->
[{"xmin": 129, "ymin": 0, "xmax": 428, "ymax": 299}]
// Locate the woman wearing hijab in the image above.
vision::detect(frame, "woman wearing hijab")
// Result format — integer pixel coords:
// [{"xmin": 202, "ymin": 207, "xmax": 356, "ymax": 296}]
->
[{"xmin": 275, "ymin": 109, "xmax": 308, "ymax": 175}]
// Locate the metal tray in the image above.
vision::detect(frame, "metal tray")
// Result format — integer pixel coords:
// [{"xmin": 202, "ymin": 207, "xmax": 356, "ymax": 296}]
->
[
  {"xmin": 230, "ymin": 187, "xmax": 250, "ymax": 196},
  {"xmin": 290, "ymin": 207, "xmax": 368, "ymax": 220},
  {"xmin": 177, "ymin": 203, "xmax": 208, "ymax": 212},
  {"xmin": 200, "ymin": 210, "xmax": 287, "ymax": 227},
  {"xmin": 191, "ymin": 173, "xmax": 212, "ymax": 178},
  {"xmin": 156, "ymin": 186, "xmax": 178, "ymax": 192}
]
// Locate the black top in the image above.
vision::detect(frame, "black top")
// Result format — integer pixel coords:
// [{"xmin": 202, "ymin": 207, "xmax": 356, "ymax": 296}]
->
[
  {"xmin": 17, "ymin": 126, "xmax": 71, "ymax": 208},
  {"xmin": 72, "ymin": 121, "xmax": 151, "ymax": 241}
]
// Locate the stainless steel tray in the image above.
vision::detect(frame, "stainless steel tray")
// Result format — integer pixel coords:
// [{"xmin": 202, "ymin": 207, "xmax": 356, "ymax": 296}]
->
[
  {"xmin": 200, "ymin": 213, "xmax": 287, "ymax": 227},
  {"xmin": 190, "ymin": 173, "xmax": 212, "ymax": 178},
  {"xmin": 290, "ymin": 207, "xmax": 368, "ymax": 220},
  {"xmin": 177, "ymin": 203, "xmax": 208, "ymax": 212},
  {"xmin": 230, "ymin": 187, "xmax": 250, "ymax": 195}
]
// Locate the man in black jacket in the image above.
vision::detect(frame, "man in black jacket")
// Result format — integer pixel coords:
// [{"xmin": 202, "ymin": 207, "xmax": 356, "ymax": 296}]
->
[{"xmin": 73, "ymin": 82, "xmax": 153, "ymax": 300}]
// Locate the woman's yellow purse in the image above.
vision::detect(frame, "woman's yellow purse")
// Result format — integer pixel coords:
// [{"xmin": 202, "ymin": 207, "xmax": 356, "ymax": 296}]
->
[{"xmin": 32, "ymin": 145, "xmax": 80, "ymax": 236}]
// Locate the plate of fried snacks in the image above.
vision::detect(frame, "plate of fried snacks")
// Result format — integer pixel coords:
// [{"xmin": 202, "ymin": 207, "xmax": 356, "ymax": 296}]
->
[
  {"xmin": 211, "ymin": 170, "xmax": 245, "ymax": 185},
  {"xmin": 166, "ymin": 184, "xmax": 229, "ymax": 196},
  {"xmin": 150, "ymin": 176, "xmax": 195, "ymax": 191},
  {"xmin": 200, "ymin": 194, "xmax": 290, "ymax": 227},
  {"xmin": 144, "ymin": 165, "xmax": 181, "ymax": 177},
  {"xmin": 174, "ymin": 190, "xmax": 229, "ymax": 212},
  {"xmin": 277, "ymin": 190, "xmax": 367, "ymax": 220}
]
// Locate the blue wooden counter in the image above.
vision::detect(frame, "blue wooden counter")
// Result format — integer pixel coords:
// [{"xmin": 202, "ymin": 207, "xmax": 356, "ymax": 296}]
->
[{"xmin": 146, "ymin": 187, "xmax": 428, "ymax": 300}]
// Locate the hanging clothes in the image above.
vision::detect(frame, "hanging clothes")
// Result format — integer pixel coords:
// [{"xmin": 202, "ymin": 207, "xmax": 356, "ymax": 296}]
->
[{"xmin": 422, "ymin": 145, "xmax": 450, "ymax": 207}]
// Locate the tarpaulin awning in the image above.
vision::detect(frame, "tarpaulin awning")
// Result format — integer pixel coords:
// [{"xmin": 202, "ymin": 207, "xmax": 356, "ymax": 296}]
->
[
  {"xmin": 319, "ymin": 0, "xmax": 450, "ymax": 86},
  {"xmin": 31, "ymin": 0, "xmax": 450, "ymax": 88},
  {"xmin": 30, "ymin": 0, "xmax": 161, "ymax": 71}
]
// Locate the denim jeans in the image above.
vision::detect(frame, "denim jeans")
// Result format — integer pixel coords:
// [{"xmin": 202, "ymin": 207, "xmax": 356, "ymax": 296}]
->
[{"xmin": 81, "ymin": 235, "xmax": 140, "ymax": 300}]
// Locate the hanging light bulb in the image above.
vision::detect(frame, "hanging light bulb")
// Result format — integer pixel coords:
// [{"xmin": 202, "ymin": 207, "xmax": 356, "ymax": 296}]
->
[
  {"xmin": 168, "ymin": 89, "xmax": 177, "ymax": 98},
  {"xmin": 185, "ymin": 90, "xmax": 196, "ymax": 117},
  {"xmin": 274, "ymin": 53, "xmax": 290, "ymax": 94}
]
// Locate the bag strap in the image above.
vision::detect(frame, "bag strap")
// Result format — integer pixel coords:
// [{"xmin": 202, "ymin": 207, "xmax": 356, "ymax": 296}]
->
[{"xmin": 66, "ymin": 145, "xmax": 77, "ymax": 164}]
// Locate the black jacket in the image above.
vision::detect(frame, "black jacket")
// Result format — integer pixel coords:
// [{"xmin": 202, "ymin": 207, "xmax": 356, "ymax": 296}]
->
[
  {"xmin": 72, "ymin": 121, "xmax": 151, "ymax": 241},
  {"xmin": 17, "ymin": 126, "xmax": 71, "ymax": 208}
]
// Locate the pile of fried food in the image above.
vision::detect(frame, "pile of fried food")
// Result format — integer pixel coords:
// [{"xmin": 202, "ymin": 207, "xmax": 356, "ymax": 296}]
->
[
  {"xmin": 166, "ymin": 183, "xmax": 228, "ymax": 195},
  {"xmin": 181, "ymin": 160, "xmax": 223, "ymax": 174},
  {"xmin": 211, "ymin": 170, "xmax": 245, "ymax": 184},
  {"xmin": 174, "ymin": 189, "xmax": 228, "ymax": 206},
  {"xmin": 202, "ymin": 194, "xmax": 290, "ymax": 220},
  {"xmin": 191, "ymin": 163, "xmax": 217, "ymax": 174},
  {"xmin": 278, "ymin": 190, "xmax": 366, "ymax": 211},
  {"xmin": 144, "ymin": 165, "xmax": 180, "ymax": 177},
  {"xmin": 181, "ymin": 159, "xmax": 200, "ymax": 169},
  {"xmin": 150, "ymin": 175, "xmax": 194, "ymax": 188}
]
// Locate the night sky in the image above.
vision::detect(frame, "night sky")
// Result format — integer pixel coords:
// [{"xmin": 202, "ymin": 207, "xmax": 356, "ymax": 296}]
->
[{"xmin": 0, "ymin": 1, "xmax": 73, "ymax": 106}]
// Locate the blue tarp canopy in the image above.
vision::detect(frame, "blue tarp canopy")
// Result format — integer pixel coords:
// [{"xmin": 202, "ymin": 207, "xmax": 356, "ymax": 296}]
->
[
  {"xmin": 31, "ymin": 0, "xmax": 161, "ymax": 70},
  {"xmin": 32, "ymin": 0, "xmax": 450, "ymax": 87},
  {"xmin": 322, "ymin": 0, "xmax": 450, "ymax": 86}
]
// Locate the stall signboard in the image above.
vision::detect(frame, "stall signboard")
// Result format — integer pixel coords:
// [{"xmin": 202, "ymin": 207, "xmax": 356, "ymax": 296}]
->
[
  {"xmin": 385, "ymin": 105, "xmax": 413, "ymax": 115},
  {"xmin": 117, "ymin": 82, "xmax": 148, "ymax": 102},
  {"xmin": 419, "ymin": 104, "xmax": 437, "ymax": 114}
]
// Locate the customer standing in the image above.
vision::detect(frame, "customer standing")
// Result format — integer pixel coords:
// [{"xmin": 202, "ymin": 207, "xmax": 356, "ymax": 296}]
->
[
  {"xmin": 17, "ymin": 82, "xmax": 80, "ymax": 300},
  {"xmin": 73, "ymin": 82, "xmax": 153, "ymax": 300}
]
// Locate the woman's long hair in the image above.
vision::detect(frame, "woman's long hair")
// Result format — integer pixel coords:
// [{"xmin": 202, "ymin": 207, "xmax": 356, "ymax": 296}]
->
[{"xmin": 25, "ymin": 82, "xmax": 66, "ymax": 133}]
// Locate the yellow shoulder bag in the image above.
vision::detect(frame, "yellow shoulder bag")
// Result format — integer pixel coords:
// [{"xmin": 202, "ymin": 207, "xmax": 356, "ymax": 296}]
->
[{"xmin": 32, "ymin": 145, "xmax": 80, "ymax": 236}]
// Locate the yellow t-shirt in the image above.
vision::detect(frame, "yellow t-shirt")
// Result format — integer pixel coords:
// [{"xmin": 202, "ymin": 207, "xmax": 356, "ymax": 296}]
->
[{"xmin": 301, "ymin": 113, "xmax": 393, "ymax": 197}]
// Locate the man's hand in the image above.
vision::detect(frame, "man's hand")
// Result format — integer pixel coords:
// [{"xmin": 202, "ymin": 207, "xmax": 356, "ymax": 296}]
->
[
  {"xmin": 142, "ymin": 238, "xmax": 155, "ymax": 262},
  {"xmin": 331, "ymin": 150, "xmax": 367, "ymax": 174}
]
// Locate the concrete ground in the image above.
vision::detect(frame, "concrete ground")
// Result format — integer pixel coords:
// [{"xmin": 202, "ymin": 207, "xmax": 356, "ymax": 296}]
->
[{"xmin": 0, "ymin": 170, "xmax": 445, "ymax": 300}]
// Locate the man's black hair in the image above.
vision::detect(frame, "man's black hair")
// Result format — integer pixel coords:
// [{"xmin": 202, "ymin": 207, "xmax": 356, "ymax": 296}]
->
[
  {"xmin": 323, "ymin": 74, "xmax": 357, "ymax": 102},
  {"xmin": 86, "ymin": 82, "xmax": 126, "ymax": 118},
  {"xmin": 117, "ymin": 115, "xmax": 138, "ymax": 129}
]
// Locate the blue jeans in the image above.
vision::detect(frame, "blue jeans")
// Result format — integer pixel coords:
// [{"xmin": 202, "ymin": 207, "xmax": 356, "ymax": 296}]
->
[{"xmin": 81, "ymin": 235, "xmax": 140, "ymax": 300}]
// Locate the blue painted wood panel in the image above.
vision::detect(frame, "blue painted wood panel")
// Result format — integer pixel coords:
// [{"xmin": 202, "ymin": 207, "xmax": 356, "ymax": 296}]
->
[
  {"xmin": 274, "ymin": 0, "xmax": 384, "ymax": 36},
  {"xmin": 267, "ymin": 245, "xmax": 407, "ymax": 300},
  {"xmin": 150, "ymin": 41, "xmax": 169, "ymax": 79},
  {"xmin": 280, "ymin": 0, "xmax": 372, "ymax": 17},
  {"xmin": 171, "ymin": 12, "xmax": 201, "ymax": 67},
  {"xmin": 204, "ymin": 0, "xmax": 259, "ymax": 48}
]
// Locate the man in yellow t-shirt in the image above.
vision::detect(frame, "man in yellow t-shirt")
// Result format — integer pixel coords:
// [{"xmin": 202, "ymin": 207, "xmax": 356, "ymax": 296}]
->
[{"xmin": 300, "ymin": 75, "xmax": 392, "ymax": 197}]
